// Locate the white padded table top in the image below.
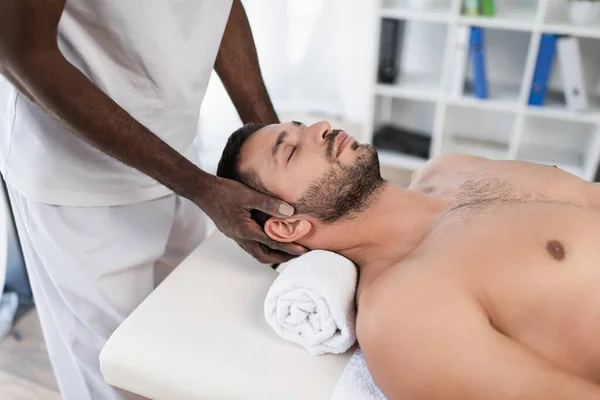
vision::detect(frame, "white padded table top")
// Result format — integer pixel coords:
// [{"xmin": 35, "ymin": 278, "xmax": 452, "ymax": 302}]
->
[{"xmin": 100, "ymin": 232, "xmax": 353, "ymax": 400}]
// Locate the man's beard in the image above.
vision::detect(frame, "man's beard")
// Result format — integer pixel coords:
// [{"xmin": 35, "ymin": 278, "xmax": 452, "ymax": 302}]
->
[{"xmin": 292, "ymin": 132, "xmax": 386, "ymax": 223}]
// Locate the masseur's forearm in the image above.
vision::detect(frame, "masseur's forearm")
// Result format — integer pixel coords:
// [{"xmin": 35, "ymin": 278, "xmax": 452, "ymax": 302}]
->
[
  {"xmin": 0, "ymin": 0, "xmax": 215, "ymax": 205},
  {"xmin": 0, "ymin": 52, "xmax": 213, "ymax": 206},
  {"xmin": 215, "ymin": 0, "xmax": 278, "ymax": 125}
]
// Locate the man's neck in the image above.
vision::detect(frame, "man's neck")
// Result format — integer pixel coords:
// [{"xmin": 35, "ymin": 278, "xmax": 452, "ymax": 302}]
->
[{"xmin": 304, "ymin": 183, "xmax": 449, "ymax": 281}]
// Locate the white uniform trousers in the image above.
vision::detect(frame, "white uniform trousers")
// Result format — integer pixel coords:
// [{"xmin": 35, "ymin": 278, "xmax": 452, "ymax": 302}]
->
[{"xmin": 7, "ymin": 187, "xmax": 210, "ymax": 400}]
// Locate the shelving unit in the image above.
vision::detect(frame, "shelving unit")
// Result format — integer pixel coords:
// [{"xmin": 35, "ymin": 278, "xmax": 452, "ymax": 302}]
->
[
  {"xmin": 381, "ymin": 0, "xmax": 453, "ymax": 23},
  {"xmin": 543, "ymin": 0, "xmax": 600, "ymax": 38},
  {"xmin": 366, "ymin": 0, "xmax": 600, "ymax": 181},
  {"xmin": 516, "ymin": 115, "xmax": 600, "ymax": 178},
  {"xmin": 374, "ymin": 73, "xmax": 442, "ymax": 101}
]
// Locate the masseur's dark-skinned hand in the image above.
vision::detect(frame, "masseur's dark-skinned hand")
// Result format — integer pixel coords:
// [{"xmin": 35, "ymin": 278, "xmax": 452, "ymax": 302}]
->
[{"xmin": 201, "ymin": 176, "xmax": 308, "ymax": 264}]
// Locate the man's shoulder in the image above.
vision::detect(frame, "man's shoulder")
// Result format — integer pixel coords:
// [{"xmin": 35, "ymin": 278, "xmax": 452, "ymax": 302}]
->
[
  {"xmin": 419, "ymin": 153, "xmax": 489, "ymax": 176},
  {"xmin": 357, "ymin": 263, "xmax": 485, "ymax": 366},
  {"xmin": 432, "ymin": 152, "xmax": 488, "ymax": 165},
  {"xmin": 409, "ymin": 153, "xmax": 489, "ymax": 190},
  {"xmin": 358, "ymin": 261, "xmax": 477, "ymax": 331}
]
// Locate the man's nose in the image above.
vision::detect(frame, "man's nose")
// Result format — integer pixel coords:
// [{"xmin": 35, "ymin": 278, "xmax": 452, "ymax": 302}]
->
[{"xmin": 308, "ymin": 120, "xmax": 331, "ymax": 142}]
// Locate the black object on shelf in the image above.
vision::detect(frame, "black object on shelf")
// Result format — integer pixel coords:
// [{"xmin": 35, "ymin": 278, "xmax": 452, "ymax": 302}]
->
[
  {"xmin": 373, "ymin": 124, "xmax": 431, "ymax": 159},
  {"xmin": 377, "ymin": 19, "xmax": 404, "ymax": 84}
]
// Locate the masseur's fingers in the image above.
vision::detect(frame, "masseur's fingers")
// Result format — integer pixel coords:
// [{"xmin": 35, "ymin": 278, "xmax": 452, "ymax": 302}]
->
[
  {"xmin": 249, "ymin": 191, "xmax": 295, "ymax": 219},
  {"xmin": 239, "ymin": 240, "xmax": 295, "ymax": 264},
  {"xmin": 201, "ymin": 176, "xmax": 307, "ymax": 264}
]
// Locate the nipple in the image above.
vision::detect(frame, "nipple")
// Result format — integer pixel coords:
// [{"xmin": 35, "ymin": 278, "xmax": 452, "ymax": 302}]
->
[{"xmin": 546, "ymin": 240, "xmax": 566, "ymax": 261}]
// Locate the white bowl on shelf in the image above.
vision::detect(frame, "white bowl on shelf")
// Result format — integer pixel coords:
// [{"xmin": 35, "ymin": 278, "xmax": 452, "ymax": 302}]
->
[{"xmin": 568, "ymin": 1, "xmax": 600, "ymax": 26}]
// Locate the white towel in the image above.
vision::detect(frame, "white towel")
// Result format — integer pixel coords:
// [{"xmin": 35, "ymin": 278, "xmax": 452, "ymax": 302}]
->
[
  {"xmin": 331, "ymin": 348, "xmax": 387, "ymax": 400},
  {"xmin": 264, "ymin": 250, "xmax": 357, "ymax": 356}
]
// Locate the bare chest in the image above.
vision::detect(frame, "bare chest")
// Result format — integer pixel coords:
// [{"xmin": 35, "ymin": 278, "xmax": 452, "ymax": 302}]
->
[
  {"xmin": 411, "ymin": 157, "xmax": 592, "ymax": 209},
  {"xmin": 428, "ymin": 202, "xmax": 600, "ymax": 381}
]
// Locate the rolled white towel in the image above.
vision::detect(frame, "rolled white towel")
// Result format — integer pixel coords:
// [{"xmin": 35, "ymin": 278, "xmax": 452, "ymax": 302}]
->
[{"xmin": 264, "ymin": 250, "xmax": 358, "ymax": 356}]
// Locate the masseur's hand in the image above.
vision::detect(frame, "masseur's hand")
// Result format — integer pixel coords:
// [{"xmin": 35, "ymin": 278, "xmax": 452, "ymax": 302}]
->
[{"xmin": 202, "ymin": 177, "xmax": 307, "ymax": 264}]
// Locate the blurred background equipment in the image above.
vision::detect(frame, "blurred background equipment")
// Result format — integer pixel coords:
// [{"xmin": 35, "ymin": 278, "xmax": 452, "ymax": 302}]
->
[{"xmin": 198, "ymin": 0, "xmax": 600, "ymax": 185}]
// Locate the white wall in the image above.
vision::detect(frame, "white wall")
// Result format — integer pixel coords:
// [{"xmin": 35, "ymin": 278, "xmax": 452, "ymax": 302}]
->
[
  {"xmin": 196, "ymin": 0, "xmax": 378, "ymax": 174},
  {"xmin": 197, "ymin": 0, "xmax": 600, "ymax": 175}
]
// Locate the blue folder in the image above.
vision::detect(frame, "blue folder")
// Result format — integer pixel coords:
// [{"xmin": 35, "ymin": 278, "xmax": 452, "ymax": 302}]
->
[
  {"xmin": 470, "ymin": 27, "xmax": 488, "ymax": 99},
  {"xmin": 528, "ymin": 34, "xmax": 558, "ymax": 106}
]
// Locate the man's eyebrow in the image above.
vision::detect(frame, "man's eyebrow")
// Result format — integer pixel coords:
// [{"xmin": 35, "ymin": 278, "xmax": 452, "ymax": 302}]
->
[
  {"xmin": 291, "ymin": 121, "xmax": 303, "ymax": 126},
  {"xmin": 271, "ymin": 130, "xmax": 289, "ymax": 161}
]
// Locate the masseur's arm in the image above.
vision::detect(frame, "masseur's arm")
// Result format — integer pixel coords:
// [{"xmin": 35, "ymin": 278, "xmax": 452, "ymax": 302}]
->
[
  {"xmin": 360, "ymin": 289, "xmax": 600, "ymax": 399},
  {"xmin": 0, "ymin": 0, "xmax": 304, "ymax": 263},
  {"xmin": 214, "ymin": 0, "xmax": 278, "ymax": 125}
]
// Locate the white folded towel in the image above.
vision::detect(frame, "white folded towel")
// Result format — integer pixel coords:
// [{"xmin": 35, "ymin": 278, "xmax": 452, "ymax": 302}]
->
[
  {"xmin": 331, "ymin": 348, "xmax": 387, "ymax": 400},
  {"xmin": 264, "ymin": 250, "xmax": 358, "ymax": 356}
]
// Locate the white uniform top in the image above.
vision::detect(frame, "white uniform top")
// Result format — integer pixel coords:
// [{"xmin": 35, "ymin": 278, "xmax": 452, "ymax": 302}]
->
[{"xmin": 0, "ymin": 0, "xmax": 233, "ymax": 206}]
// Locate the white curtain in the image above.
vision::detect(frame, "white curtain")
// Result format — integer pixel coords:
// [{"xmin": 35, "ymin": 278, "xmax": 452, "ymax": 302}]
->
[{"xmin": 196, "ymin": 0, "xmax": 376, "ymax": 173}]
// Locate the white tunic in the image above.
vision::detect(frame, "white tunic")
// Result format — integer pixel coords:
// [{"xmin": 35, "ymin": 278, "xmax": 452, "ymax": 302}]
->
[{"xmin": 0, "ymin": 0, "xmax": 233, "ymax": 206}]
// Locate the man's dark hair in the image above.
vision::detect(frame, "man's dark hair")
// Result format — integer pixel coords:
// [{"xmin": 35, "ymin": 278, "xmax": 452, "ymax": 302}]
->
[
  {"xmin": 216, "ymin": 123, "xmax": 273, "ymax": 228},
  {"xmin": 218, "ymin": 123, "xmax": 385, "ymax": 228}
]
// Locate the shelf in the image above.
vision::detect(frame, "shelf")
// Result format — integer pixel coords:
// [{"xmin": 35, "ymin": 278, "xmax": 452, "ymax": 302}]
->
[
  {"xmin": 458, "ymin": 15, "xmax": 532, "ymax": 32},
  {"xmin": 377, "ymin": 149, "xmax": 428, "ymax": 170},
  {"xmin": 517, "ymin": 146, "xmax": 585, "ymax": 179},
  {"xmin": 450, "ymin": 83, "xmax": 521, "ymax": 113},
  {"xmin": 441, "ymin": 105, "xmax": 515, "ymax": 158},
  {"xmin": 517, "ymin": 115, "xmax": 598, "ymax": 180},
  {"xmin": 372, "ymin": 97, "xmax": 436, "ymax": 156},
  {"xmin": 458, "ymin": 2, "xmax": 538, "ymax": 32},
  {"xmin": 449, "ymin": 96, "xmax": 518, "ymax": 113},
  {"xmin": 380, "ymin": 0, "xmax": 452, "ymax": 23},
  {"xmin": 525, "ymin": 35, "xmax": 600, "ymax": 123},
  {"xmin": 376, "ymin": 19, "xmax": 447, "ymax": 102},
  {"xmin": 446, "ymin": 27, "xmax": 529, "ymax": 112},
  {"xmin": 543, "ymin": 1, "xmax": 600, "ymax": 39},
  {"xmin": 541, "ymin": 23, "xmax": 600, "ymax": 40},
  {"xmin": 527, "ymin": 94, "xmax": 600, "ymax": 123},
  {"xmin": 375, "ymin": 73, "xmax": 442, "ymax": 101},
  {"xmin": 442, "ymin": 136, "xmax": 509, "ymax": 160}
]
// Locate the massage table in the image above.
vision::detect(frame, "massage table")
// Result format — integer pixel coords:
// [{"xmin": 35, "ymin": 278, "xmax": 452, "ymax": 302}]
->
[{"xmin": 100, "ymin": 231, "xmax": 353, "ymax": 399}]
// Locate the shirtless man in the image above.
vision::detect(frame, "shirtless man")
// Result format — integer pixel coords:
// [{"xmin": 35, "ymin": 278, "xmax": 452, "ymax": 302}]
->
[{"xmin": 216, "ymin": 120, "xmax": 600, "ymax": 399}]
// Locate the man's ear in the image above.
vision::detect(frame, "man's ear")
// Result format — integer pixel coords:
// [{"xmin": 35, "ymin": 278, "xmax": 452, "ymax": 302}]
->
[{"xmin": 264, "ymin": 217, "xmax": 312, "ymax": 243}]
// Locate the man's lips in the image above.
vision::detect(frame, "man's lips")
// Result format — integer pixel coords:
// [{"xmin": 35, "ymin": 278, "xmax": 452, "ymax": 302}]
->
[{"xmin": 336, "ymin": 132, "xmax": 353, "ymax": 157}]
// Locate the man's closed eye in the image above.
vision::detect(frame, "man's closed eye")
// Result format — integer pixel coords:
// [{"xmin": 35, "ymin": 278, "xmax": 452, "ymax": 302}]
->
[{"xmin": 287, "ymin": 147, "xmax": 296, "ymax": 163}]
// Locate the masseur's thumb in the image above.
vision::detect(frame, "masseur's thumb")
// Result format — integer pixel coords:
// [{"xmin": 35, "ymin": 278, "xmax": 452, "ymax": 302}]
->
[{"xmin": 252, "ymin": 193, "xmax": 295, "ymax": 218}]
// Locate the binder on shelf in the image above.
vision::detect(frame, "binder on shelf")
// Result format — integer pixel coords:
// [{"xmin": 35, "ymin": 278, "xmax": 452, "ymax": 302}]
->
[
  {"xmin": 528, "ymin": 34, "xmax": 558, "ymax": 106},
  {"xmin": 557, "ymin": 36, "xmax": 589, "ymax": 111},
  {"xmin": 377, "ymin": 19, "xmax": 404, "ymax": 85},
  {"xmin": 465, "ymin": 0, "xmax": 480, "ymax": 16},
  {"xmin": 450, "ymin": 25, "xmax": 471, "ymax": 97},
  {"xmin": 469, "ymin": 27, "xmax": 488, "ymax": 99},
  {"xmin": 373, "ymin": 125, "xmax": 431, "ymax": 160},
  {"xmin": 481, "ymin": 0, "xmax": 495, "ymax": 16}
]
